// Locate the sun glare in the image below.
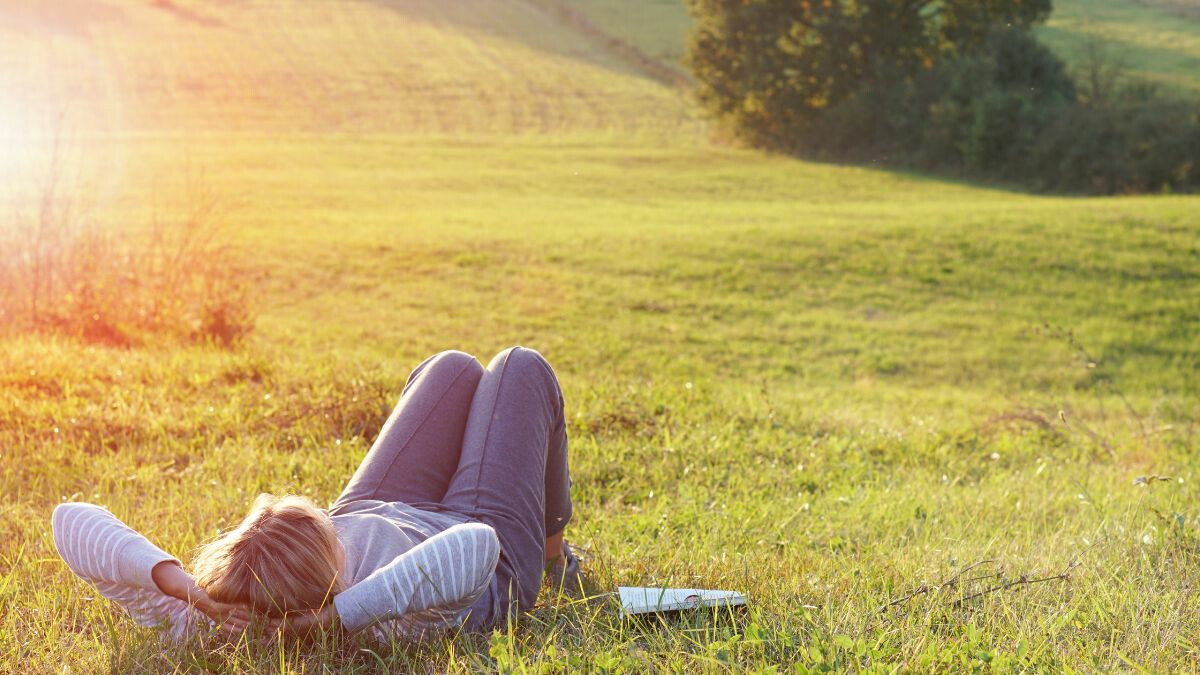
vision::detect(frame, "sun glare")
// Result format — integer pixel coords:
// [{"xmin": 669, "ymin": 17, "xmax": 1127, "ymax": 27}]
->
[
  {"xmin": 0, "ymin": 95, "xmax": 48, "ymax": 186},
  {"xmin": 0, "ymin": 84, "xmax": 129, "ymax": 213}
]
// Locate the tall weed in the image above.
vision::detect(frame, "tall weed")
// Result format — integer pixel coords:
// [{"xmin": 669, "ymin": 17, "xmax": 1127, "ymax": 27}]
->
[{"xmin": 0, "ymin": 140, "xmax": 253, "ymax": 347}]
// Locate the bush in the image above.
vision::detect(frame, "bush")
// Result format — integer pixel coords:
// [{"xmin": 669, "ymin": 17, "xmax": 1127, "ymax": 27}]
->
[
  {"xmin": 810, "ymin": 28, "xmax": 1074, "ymax": 172},
  {"xmin": 1033, "ymin": 87, "xmax": 1200, "ymax": 194},
  {"xmin": 686, "ymin": 2, "xmax": 1200, "ymax": 195},
  {"xmin": 803, "ymin": 26, "xmax": 1199, "ymax": 194},
  {"xmin": 0, "ymin": 161, "xmax": 255, "ymax": 347},
  {"xmin": 684, "ymin": 0, "xmax": 1051, "ymax": 149},
  {"xmin": 929, "ymin": 28, "xmax": 1076, "ymax": 178}
]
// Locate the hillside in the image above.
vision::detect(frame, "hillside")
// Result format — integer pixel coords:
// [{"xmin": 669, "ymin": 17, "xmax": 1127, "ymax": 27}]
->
[
  {"xmin": 0, "ymin": 0, "xmax": 699, "ymax": 136},
  {"xmin": 1043, "ymin": 0, "xmax": 1200, "ymax": 93}
]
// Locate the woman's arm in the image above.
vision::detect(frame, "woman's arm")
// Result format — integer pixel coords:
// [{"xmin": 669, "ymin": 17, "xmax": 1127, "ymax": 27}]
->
[
  {"xmin": 51, "ymin": 502, "xmax": 234, "ymax": 640},
  {"xmin": 330, "ymin": 522, "xmax": 500, "ymax": 634},
  {"xmin": 151, "ymin": 559, "xmax": 243, "ymax": 626}
]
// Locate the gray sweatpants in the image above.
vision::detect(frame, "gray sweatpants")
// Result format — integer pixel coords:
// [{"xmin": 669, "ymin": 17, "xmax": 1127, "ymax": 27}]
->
[{"xmin": 332, "ymin": 347, "xmax": 572, "ymax": 629}]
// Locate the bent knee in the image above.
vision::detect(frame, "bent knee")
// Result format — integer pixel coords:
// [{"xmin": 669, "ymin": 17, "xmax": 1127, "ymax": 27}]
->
[
  {"xmin": 406, "ymin": 350, "xmax": 484, "ymax": 391},
  {"xmin": 497, "ymin": 346, "xmax": 553, "ymax": 377},
  {"xmin": 425, "ymin": 350, "xmax": 484, "ymax": 377}
]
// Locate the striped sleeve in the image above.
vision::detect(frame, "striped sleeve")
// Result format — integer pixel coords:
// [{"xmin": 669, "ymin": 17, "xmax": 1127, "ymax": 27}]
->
[
  {"xmin": 51, "ymin": 502, "xmax": 201, "ymax": 641},
  {"xmin": 333, "ymin": 522, "xmax": 500, "ymax": 634}
]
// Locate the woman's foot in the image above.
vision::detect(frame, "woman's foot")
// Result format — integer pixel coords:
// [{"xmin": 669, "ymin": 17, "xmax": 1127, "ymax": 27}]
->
[{"xmin": 545, "ymin": 541, "xmax": 584, "ymax": 595}]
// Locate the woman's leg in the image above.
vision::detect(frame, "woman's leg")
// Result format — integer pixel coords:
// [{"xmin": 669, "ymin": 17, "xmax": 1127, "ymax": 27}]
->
[
  {"xmin": 331, "ymin": 350, "xmax": 484, "ymax": 510},
  {"xmin": 439, "ymin": 346, "xmax": 572, "ymax": 629}
]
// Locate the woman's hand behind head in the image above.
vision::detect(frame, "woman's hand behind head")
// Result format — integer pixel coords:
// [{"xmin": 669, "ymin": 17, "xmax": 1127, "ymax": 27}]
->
[
  {"xmin": 210, "ymin": 602, "xmax": 340, "ymax": 644},
  {"xmin": 264, "ymin": 604, "xmax": 340, "ymax": 640},
  {"xmin": 211, "ymin": 605, "xmax": 260, "ymax": 643},
  {"xmin": 152, "ymin": 560, "xmax": 244, "ymax": 624}
]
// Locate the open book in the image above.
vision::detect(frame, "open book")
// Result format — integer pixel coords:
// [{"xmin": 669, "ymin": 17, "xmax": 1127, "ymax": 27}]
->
[{"xmin": 618, "ymin": 586, "xmax": 748, "ymax": 617}]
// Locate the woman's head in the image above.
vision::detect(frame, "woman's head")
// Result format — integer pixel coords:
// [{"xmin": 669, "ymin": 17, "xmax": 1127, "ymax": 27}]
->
[{"xmin": 192, "ymin": 494, "xmax": 344, "ymax": 616}]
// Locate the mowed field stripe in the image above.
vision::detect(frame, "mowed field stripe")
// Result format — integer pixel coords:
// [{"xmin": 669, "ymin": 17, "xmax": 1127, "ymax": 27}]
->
[{"xmin": 0, "ymin": 0, "xmax": 701, "ymax": 136}]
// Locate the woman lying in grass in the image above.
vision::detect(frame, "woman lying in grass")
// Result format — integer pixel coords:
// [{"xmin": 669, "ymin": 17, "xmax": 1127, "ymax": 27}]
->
[{"xmin": 52, "ymin": 347, "xmax": 581, "ymax": 643}]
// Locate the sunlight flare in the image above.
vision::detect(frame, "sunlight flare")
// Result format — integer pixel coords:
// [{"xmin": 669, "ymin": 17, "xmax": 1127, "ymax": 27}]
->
[{"xmin": 0, "ymin": 93, "xmax": 45, "ymax": 184}]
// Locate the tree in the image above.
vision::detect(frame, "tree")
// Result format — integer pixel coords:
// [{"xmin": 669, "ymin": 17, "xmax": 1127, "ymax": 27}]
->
[{"xmin": 684, "ymin": 0, "xmax": 1053, "ymax": 148}]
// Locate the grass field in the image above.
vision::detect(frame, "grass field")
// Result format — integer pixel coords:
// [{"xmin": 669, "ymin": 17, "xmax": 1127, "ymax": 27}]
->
[{"xmin": 2, "ymin": 0, "xmax": 1199, "ymax": 672}]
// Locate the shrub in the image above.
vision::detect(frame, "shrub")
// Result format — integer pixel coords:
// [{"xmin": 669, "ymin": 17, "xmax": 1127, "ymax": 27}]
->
[
  {"xmin": 929, "ymin": 27, "xmax": 1076, "ymax": 179},
  {"xmin": 0, "ymin": 160, "xmax": 255, "ymax": 347},
  {"xmin": 686, "ymin": 2, "xmax": 1200, "ymax": 195},
  {"xmin": 685, "ymin": 0, "xmax": 1052, "ymax": 149},
  {"xmin": 810, "ymin": 28, "xmax": 1075, "ymax": 176},
  {"xmin": 1033, "ymin": 90, "xmax": 1200, "ymax": 194}
]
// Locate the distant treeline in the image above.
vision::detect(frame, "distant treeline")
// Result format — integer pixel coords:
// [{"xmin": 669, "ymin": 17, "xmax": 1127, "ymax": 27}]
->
[{"xmin": 685, "ymin": 0, "xmax": 1200, "ymax": 194}]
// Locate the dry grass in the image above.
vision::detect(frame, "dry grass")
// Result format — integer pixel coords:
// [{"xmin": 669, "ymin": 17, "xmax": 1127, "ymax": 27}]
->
[{"xmin": 0, "ymin": 139, "xmax": 252, "ymax": 346}]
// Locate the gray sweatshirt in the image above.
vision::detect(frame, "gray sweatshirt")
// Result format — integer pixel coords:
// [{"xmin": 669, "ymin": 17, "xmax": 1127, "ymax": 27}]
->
[{"xmin": 51, "ymin": 501, "xmax": 500, "ymax": 642}]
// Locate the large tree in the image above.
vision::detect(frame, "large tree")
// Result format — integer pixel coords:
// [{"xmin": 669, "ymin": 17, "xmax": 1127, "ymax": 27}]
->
[{"xmin": 685, "ymin": 0, "xmax": 1053, "ymax": 147}]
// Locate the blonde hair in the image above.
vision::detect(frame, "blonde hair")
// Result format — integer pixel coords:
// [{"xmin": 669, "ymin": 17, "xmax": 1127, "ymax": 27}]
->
[{"xmin": 192, "ymin": 494, "xmax": 344, "ymax": 616}]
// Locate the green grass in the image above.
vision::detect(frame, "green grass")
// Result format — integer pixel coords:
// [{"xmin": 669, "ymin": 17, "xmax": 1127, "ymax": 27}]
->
[
  {"xmin": 1040, "ymin": 0, "xmax": 1200, "ymax": 94},
  {"xmin": 563, "ymin": 0, "xmax": 694, "ymax": 64},
  {"xmin": 2, "ymin": 0, "xmax": 1200, "ymax": 672}
]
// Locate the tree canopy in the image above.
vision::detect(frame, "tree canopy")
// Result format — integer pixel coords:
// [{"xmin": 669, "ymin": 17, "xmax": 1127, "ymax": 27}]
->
[{"xmin": 685, "ymin": 0, "xmax": 1053, "ymax": 146}]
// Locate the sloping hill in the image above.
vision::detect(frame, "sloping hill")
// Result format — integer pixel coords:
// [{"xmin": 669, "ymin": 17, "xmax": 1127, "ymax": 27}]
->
[
  {"xmin": 1041, "ymin": 0, "xmax": 1200, "ymax": 93},
  {"xmin": 0, "ymin": 0, "xmax": 700, "ymax": 135}
]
